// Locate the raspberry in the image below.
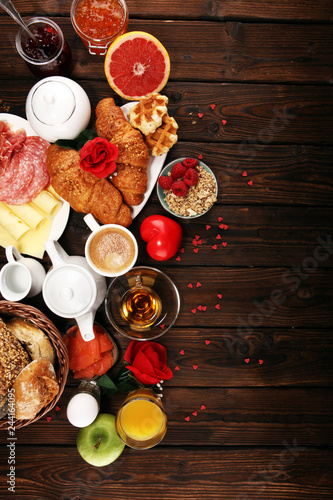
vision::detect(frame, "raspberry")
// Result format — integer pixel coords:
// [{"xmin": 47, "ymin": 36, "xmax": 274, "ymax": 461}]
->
[
  {"xmin": 182, "ymin": 158, "xmax": 198, "ymax": 169},
  {"xmin": 171, "ymin": 162, "xmax": 187, "ymax": 180},
  {"xmin": 184, "ymin": 167, "xmax": 199, "ymax": 186},
  {"xmin": 171, "ymin": 180, "xmax": 188, "ymax": 197},
  {"xmin": 158, "ymin": 175, "xmax": 174, "ymax": 190}
]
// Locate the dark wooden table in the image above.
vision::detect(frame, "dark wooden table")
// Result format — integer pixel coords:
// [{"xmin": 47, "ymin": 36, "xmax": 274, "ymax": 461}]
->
[{"xmin": 1, "ymin": 1, "xmax": 333, "ymax": 499}]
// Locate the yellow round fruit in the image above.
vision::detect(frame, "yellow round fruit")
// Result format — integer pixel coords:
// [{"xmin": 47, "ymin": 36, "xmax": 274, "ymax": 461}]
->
[{"xmin": 104, "ymin": 31, "xmax": 170, "ymax": 100}]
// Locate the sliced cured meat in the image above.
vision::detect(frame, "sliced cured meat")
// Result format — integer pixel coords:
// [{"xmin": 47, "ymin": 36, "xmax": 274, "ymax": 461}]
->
[
  {"xmin": 0, "ymin": 135, "xmax": 50, "ymax": 205},
  {"xmin": 0, "ymin": 121, "xmax": 26, "ymax": 174}
]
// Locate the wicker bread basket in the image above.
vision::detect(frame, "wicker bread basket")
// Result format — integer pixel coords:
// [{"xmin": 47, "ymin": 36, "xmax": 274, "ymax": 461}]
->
[{"xmin": 0, "ymin": 300, "xmax": 69, "ymax": 430}]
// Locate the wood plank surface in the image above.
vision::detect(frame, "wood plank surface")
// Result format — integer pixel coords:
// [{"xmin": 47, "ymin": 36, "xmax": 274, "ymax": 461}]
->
[{"xmin": 0, "ymin": 0, "xmax": 332, "ymax": 498}]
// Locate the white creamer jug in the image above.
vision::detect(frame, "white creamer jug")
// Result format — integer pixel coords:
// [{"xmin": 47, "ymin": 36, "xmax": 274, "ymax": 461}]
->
[{"xmin": 42, "ymin": 240, "xmax": 106, "ymax": 341}]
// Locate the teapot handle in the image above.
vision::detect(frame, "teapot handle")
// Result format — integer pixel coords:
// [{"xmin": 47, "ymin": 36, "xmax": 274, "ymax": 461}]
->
[{"xmin": 44, "ymin": 240, "xmax": 69, "ymax": 267}]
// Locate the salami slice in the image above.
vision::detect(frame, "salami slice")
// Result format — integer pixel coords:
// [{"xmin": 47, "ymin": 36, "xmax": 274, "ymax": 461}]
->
[{"xmin": 0, "ymin": 135, "xmax": 50, "ymax": 205}]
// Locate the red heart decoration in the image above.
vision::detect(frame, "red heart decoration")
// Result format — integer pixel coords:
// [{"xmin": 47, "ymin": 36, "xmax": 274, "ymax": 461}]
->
[
  {"xmin": 159, "ymin": 324, "xmax": 165, "ymax": 329},
  {"xmin": 180, "ymin": 349, "xmax": 185, "ymax": 355},
  {"xmin": 193, "ymin": 248, "xmax": 199, "ymax": 253},
  {"xmin": 210, "ymin": 104, "xmax": 216, "ymax": 110},
  {"xmin": 212, "ymin": 244, "xmax": 217, "ymax": 250},
  {"xmin": 217, "ymin": 293, "xmax": 222, "ymax": 299},
  {"xmin": 198, "ymin": 154, "xmax": 203, "ymax": 159},
  {"xmin": 202, "ymin": 306, "xmax": 207, "ymax": 311},
  {"xmin": 175, "ymin": 365, "xmax": 180, "ymax": 370},
  {"xmin": 185, "ymin": 416, "xmax": 190, "ymax": 421},
  {"xmin": 46, "ymin": 416, "xmax": 52, "ymax": 422},
  {"xmin": 222, "ymin": 242, "xmax": 228, "ymax": 247},
  {"xmin": 198, "ymin": 112, "xmax": 203, "ymax": 118},
  {"xmin": 140, "ymin": 215, "xmax": 182, "ymax": 261},
  {"xmin": 244, "ymin": 358, "xmax": 250, "ymax": 364},
  {"xmin": 201, "ymin": 404, "xmax": 206, "ymax": 410},
  {"xmin": 191, "ymin": 308, "xmax": 197, "ymax": 314},
  {"xmin": 259, "ymin": 359, "xmax": 264, "ymax": 365},
  {"xmin": 205, "ymin": 339, "xmax": 210, "ymax": 345},
  {"xmin": 215, "ymin": 304, "xmax": 220, "ymax": 310},
  {"xmin": 222, "ymin": 119, "xmax": 227, "ymax": 125},
  {"xmin": 192, "ymin": 411, "xmax": 198, "ymax": 416},
  {"xmin": 193, "ymin": 364, "xmax": 198, "ymax": 370},
  {"xmin": 248, "ymin": 180, "xmax": 253, "ymax": 186},
  {"xmin": 218, "ymin": 217, "xmax": 223, "ymax": 222},
  {"xmin": 216, "ymin": 234, "xmax": 221, "ymax": 240},
  {"xmin": 242, "ymin": 171, "xmax": 248, "ymax": 177},
  {"xmin": 198, "ymin": 305, "xmax": 203, "ymax": 311},
  {"xmin": 176, "ymin": 256, "xmax": 181, "ymax": 261},
  {"xmin": 188, "ymin": 283, "xmax": 193, "ymax": 288},
  {"xmin": 196, "ymin": 282, "xmax": 202, "ymax": 287},
  {"xmin": 55, "ymin": 406, "xmax": 61, "ymax": 411},
  {"xmin": 206, "ymin": 225, "xmax": 211, "ymax": 230}
]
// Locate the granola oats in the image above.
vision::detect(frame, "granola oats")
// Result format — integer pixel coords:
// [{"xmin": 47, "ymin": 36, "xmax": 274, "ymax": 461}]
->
[{"xmin": 163, "ymin": 165, "xmax": 217, "ymax": 216}]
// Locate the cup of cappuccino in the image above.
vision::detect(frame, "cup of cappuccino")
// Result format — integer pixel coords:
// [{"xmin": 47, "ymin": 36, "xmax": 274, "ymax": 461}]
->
[{"xmin": 84, "ymin": 214, "xmax": 138, "ymax": 277}]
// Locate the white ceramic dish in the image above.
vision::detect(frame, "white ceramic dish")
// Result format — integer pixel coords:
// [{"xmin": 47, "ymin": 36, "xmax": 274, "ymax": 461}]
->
[
  {"xmin": 121, "ymin": 102, "xmax": 167, "ymax": 219},
  {"xmin": 0, "ymin": 113, "xmax": 70, "ymax": 241}
]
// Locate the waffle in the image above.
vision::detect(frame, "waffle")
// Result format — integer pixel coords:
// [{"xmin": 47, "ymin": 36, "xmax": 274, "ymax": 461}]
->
[
  {"xmin": 127, "ymin": 93, "xmax": 169, "ymax": 135},
  {"xmin": 144, "ymin": 114, "xmax": 179, "ymax": 156}
]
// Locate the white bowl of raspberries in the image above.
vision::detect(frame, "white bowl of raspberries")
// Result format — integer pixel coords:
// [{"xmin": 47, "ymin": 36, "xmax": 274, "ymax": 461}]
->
[{"xmin": 156, "ymin": 157, "xmax": 218, "ymax": 219}]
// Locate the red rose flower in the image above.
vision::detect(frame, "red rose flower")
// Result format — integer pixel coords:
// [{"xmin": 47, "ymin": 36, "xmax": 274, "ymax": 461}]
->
[
  {"xmin": 79, "ymin": 137, "xmax": 118, "ymax": 178},
  {"xmin": 124, "ymin": 340, "xmax": 173, "ymax": 386}
]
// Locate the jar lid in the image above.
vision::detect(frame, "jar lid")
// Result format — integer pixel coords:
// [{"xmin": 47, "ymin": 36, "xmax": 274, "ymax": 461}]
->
[{"xmin": 31, "ymin": 80, "xmax": 75, "ymax": 125}]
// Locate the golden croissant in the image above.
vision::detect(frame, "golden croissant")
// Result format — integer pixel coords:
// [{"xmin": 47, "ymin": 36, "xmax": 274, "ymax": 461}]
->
[
  {"xmin": 95, "ymin": 98, "xmax": 150, "ymax": 206},
  {"xmin": 45, "ymin": 144, "xmax": 132, "ymax": 227}
]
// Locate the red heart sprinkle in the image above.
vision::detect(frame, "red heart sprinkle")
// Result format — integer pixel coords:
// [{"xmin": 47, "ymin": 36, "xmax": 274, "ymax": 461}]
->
[
  {"xmin": 202, "ymin": 306, "xmax": 207, "ymax": 311},
  {"xmin": 198, "ymin": 305, "xmax": 203, "ymax": 311},
  {"xmin": 259, "ymin": 359, "xmax": 264, "ymax": 365},
  {"xmin": 217, "ymin": 293, "xmax": 222, "ymax": 299},
  {"xmin": 185, "ymin": 416, "xmax": 190, "ymax": 421},
  {"xmin": 195, "ymin": 235, "xmax": 200, "ymax": 240},
  {"xmin": 193, "ymin": 248, "xmax": 199, "ymax": 253},
  {"xmin": 212, "ymin": 244, "xmax": 217, "ymax": 250},
  {"xmin": 242, "ymin": 171, "xmax": 248, "ymax": 177},
  {"xmin": 179, "ymin": 247, "xmax": 185, "ymax": 253},
  {"xmin": 46, "ymin": 416, "xmax": 52, "ymax": 422},
  {"xmin": 192, "ymin": 239, "xmax": 198, "ymax": 246},
  {"xmin": 159, "ymin": 324, "xmax": 165, "ymax": 329},
  {"xmin": 216, "ymin": 234, "xmax": 221, "ymax": 239},
  {"xmin": 192, "ymin": 411, "xmax": 198, "ymax": 416},
  {"xmin": 206, "ymin": 225, "xmax": 211, "ymax": 230},
  {"xmin": 193, "ymin": 364, "xmax": 198, "ymax": 370},
  {"xmin": 180, "ymin": 349, "xmax": 185, "ymax": 355},
  {"xmin": 55, "ymin": 406, "xmax": 61, "ymax": 411},
  {"xmin": 198, "ymin": 113, "xmax": 203, "ymax": 118},
  {"xmin": 201, "ymin": 405, "xmax": 206, "ymax": 410},
  {"xmin": 218, "ymin": 217, "xmax": 223, "ymax": 222},
  {"xmin": 222, "ymin": 242, "xmax": 228, "ymax": 247},
  {"xmin": 215, "ymin": 304, "xmax": 220, "ymax": 310},
  {"xmin": 222, "ymin": 119, "xmax": 227, "ymax": 125},
  {"xmin": 205, "ymin": 339, "xmax": 211, "ymax": 345},
  {"xmin": 188, "ymin": 283, "xmax": 193, "ymax": 288},
  {"xmin": 196, "ymin": 282, "xmax": 202, "ymax": 287},
  {"xmin": 210, "ymin": 104, "xmax": 216, "ymax": 110},
  {"xmin": 175, "ymin": 365, "xmax": 180, "ymax": 370},
  {"xmin": 198, "ymin": 154, "xmax": 203, "ymax": 159},
  {"xmin": 244, "ymin": 358, "xmax": 250, "ymax": 364},
  {"xmin": 197, "ymin": 239, "xmax": 202, "ymax": 245},
  {"xmin": 191, "ymin": 308, "xmax": 197, "ymax": 314},
  {"xmin": 176, "ymin": 256, "xmax": 181, "ymax": 261},
  {"xmin": 248, "ymin": 180, "xmax": 253, "ymax": 186}
]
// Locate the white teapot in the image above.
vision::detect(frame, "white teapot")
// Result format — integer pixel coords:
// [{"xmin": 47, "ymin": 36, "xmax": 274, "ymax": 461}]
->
[{"xmin": 42, "ymin": 240, "xmax": 106, "ymax": 341}]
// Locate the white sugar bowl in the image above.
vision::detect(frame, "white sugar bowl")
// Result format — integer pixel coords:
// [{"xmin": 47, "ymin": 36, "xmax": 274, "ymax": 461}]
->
[{"xmin": 26, "ymin": 76, "xmax": 91, "ymax": 143}]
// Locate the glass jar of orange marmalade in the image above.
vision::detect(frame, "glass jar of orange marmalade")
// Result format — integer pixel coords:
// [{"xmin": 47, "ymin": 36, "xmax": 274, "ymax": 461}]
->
[{"xmin": 70, "ymin": 0, "xmax": 128, "ymax": 55}]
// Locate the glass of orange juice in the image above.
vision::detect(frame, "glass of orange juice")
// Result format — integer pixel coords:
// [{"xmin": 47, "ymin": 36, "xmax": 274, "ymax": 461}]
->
[
  {"xmin": 70, "ymin": 0, "xmax": 128, "ymax": 55},
  {"xmin": 115, "ymin": 388, "xmax": 167, "ymax": 449}
]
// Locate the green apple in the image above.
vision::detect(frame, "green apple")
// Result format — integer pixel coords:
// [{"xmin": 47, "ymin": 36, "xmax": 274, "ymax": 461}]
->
[{"xmin": 76, "ymin": 413, "xmax": 125, "ymax": 467}]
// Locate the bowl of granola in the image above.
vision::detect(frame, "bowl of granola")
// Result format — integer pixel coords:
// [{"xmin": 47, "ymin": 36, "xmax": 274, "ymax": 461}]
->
[{"xmin": 156, "ymin": 157, "xmax": 218, "ymax": 218}]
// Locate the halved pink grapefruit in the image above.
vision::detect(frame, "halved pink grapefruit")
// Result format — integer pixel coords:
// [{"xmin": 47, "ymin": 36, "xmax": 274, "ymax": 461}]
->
[{"xmin": 104, "ymin": 31, "xmax": 170, "ymax": 100}]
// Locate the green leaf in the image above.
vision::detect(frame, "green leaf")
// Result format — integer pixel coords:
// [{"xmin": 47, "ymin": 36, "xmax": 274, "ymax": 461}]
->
[
  {"xmin": 97, "ymin": 374, "xmax": 119, "ymax": 395},
  {"xmin": 55, "ymin": 129, "xmax": 98, "ymax": 151}
]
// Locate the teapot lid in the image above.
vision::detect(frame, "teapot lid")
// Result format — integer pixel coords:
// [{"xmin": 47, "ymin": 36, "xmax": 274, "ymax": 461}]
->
[
  {"xmin": 30, "ymin": 80, "xmax": 75, "ymax": 126},
  {"xmin": 43, "ymin": 264, "xmax": 96, "ymax": 318}
]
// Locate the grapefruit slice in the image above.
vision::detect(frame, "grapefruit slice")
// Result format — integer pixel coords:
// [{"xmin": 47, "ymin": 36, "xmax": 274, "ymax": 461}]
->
[{"xmin": 104, "ymin": 31, "xmax": 170, "ymax": 100}]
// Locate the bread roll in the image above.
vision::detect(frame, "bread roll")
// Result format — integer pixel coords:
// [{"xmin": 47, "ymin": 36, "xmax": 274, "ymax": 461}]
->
[
  {"xmin": 6, "ymin": 317, "xmax": 55, "ymax": 365},
  {"xmin": 12, "ymin": 358, "xmax": 59, "ymax": 420}
]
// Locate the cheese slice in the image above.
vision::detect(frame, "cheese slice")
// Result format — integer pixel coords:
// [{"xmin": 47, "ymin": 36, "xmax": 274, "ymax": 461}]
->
[
  {"xmin": 31, "ymin": 187, "xmax": 61, "ymax": 216},
  {"xmin": 0, "ymin": 202, "xmax": 32, "ymax": 240},
  {"xmin": 17, "ymin": 218, "xmax": 54, "ymax": 258},
  {"xmin": 5, "ymin": 202, "xmax": 45, "ymax": 230}
]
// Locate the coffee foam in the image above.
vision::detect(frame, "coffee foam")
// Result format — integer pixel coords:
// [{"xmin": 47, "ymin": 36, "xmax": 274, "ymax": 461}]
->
[{"xmin": 89, "ymin": 228, "xmax": 136, "ymax": 274}]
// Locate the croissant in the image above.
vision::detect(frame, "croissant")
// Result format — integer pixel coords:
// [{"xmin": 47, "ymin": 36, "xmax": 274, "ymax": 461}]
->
[
  {"xmin": 45, "ymin": 144, "xmax": 132, "ymax": 227},
  {"xmin": 95, "ymin": 98, "xmax": 150, "ymax": 206}
]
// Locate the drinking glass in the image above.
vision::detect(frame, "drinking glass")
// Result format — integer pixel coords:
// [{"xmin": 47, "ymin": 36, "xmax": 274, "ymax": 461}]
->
[
  {"xmin": 70, "ymin": 0, "xmax": 128, "ymax": 56},
  {"xmin": 104, "ymin": 266, "xmax": 180, "ymax": 340},
  {"xmin": 115, "ymin": 388, "xmax": 167, "ymax": 449}
]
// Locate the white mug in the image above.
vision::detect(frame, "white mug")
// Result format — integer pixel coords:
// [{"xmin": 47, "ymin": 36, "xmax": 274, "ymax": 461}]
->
[
  {"xmin": 84, "ymin": 214, "xmax": 138, "ymax": 278},
  {"xmin": 0, "ymin": 246, "xmax": 46, "ymax": 300}
]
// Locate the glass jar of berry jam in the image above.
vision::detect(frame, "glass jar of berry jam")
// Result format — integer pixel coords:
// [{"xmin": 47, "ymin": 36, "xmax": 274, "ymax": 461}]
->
[{"xmin": 15, "ymin": 17, "xmax": 72, "ymax": 78}]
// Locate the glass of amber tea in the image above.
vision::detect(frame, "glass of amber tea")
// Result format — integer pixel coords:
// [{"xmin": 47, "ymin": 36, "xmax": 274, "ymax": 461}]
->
[
  {"xmin": 115, "ymin": 388, "xmax": 167, "ymax": 449},
  {"xmin": 105, "ymin": 266, "xmax": 180, "ymax": 340},
  {"xmin": 70, "ymin": 0, "xmax": 128, "ymax": 55}
]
